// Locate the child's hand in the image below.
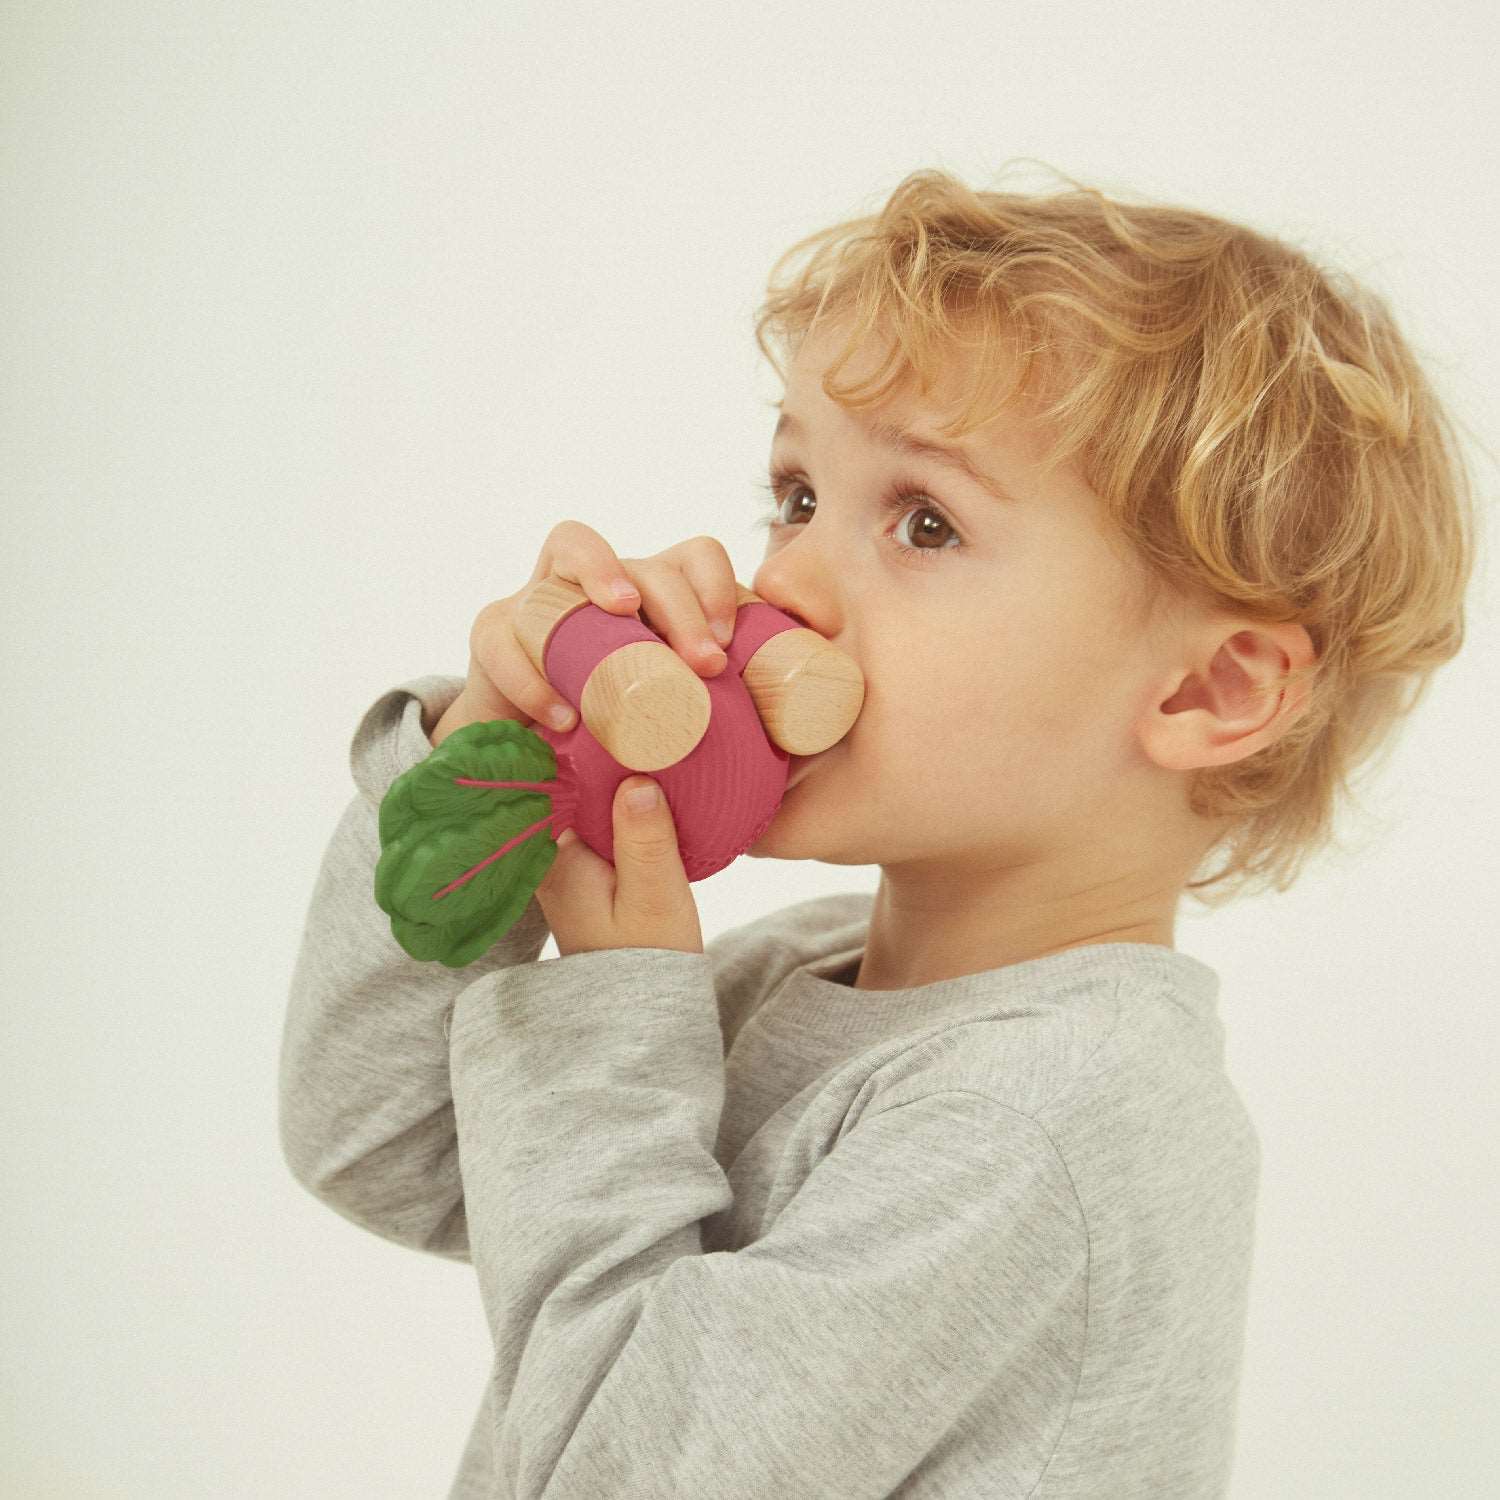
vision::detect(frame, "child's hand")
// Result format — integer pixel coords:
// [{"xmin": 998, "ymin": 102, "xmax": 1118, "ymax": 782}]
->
[
  {"xmin": 534, "ymin": 773, "xmax": 704, "ymax": 956},
  {"xmin": 428, "ymin": 520, "xmax": 741, "ymax": 748}
]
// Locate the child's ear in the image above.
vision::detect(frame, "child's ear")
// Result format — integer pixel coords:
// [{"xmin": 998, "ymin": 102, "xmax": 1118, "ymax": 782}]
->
[{"xmin": 1140, "ymin": 617, "xmax": 1317, "ymax": 772}]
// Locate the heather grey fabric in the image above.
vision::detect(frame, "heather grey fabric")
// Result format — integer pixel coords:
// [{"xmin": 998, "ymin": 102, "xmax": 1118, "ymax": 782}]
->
[{"xmin": 279, "ymin": 675, "xmax": 1260, "ymax": 1498}]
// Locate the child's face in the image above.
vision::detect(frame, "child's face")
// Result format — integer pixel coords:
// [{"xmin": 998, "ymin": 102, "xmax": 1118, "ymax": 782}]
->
[{"xmin": 747, "ymin": 319, "xmax": 1197, "ymax": 881}]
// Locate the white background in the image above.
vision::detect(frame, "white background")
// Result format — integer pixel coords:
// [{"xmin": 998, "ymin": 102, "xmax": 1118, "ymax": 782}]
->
[{"xmin": 3, "ymin": 2, "xmax": 1496, "ymax": 1495}]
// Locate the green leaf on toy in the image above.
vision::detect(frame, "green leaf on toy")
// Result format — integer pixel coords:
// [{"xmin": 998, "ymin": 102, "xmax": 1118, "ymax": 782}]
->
[{"xmin": 375, "ymin": 718, "xmax": 563, "ymax": 968}]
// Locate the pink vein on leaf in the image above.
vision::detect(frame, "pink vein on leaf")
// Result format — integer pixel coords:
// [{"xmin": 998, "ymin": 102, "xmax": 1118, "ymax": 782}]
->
[{"xmin": 430, "ymin": 776, "xmax": 563, "ymax": 901}]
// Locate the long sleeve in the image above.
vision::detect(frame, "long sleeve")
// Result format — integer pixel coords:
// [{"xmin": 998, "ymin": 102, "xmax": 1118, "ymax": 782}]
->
[
  {"xmin": 278, "ymin": 673, "xmax": 551, "ymax": 1261},
  {"xmin": 446, "ymin": 949, "xmax": 1088, "ymax": 1499}
]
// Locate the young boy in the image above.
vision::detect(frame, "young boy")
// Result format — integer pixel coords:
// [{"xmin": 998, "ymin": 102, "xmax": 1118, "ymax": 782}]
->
[{"xmin": 279, "ymin": 166, "xmax": 1477, "ymax": 1498}]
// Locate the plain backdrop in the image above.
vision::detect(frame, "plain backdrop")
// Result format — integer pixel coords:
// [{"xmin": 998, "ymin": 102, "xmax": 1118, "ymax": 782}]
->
[{"xmin": 3, "ymin": 2, "xmax": 1497, "ymax": 1496}]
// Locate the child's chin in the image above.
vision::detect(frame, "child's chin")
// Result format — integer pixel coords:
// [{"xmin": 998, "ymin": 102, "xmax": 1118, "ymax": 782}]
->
[
  {"xmin": 745, "ymin": 823, "xmax": 785, "ymax": 858},
  {"xmin": 746, "ymin": 783, "xmax": 818, "ymax": 858}
]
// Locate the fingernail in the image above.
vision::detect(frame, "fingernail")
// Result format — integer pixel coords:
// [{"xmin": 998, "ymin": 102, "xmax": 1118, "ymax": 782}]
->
[
  {"xmin": 711, "ymin": 618, "xmax": 733, "ymax": 646},
  {"xmin": 699, "ymin": 637, "xmax": 726, "ymax": 662},
  {"xmin": 625, "ymin": 780, "xmax": 658, "ymax": 811},
  {"xmin": 549, "ymin": 703, "xmax": 576, "ymax": 730},
  {"xmin": 611, "ymin": 580, "xmax": 640, "ymax": 601}
]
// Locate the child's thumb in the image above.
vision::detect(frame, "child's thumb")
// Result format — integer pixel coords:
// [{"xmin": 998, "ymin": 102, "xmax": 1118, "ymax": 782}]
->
[{"xmin": 611, "ymin": 778, "xmax": 684, "ymax": 882}]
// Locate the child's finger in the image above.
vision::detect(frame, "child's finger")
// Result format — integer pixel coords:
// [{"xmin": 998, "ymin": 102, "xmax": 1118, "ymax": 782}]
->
[
  {"xmin": 675, "ymin": 537, "xmax": 742, "ymax": 649},
  {"xmin": 534, "ymin": 518, "xmax": 642, "ymax": 612},
  {"xmin": 630, "ymin": 564, "xmax": 730, "ymax": 676},
  {"xmin": 467, "ymin": 602, "xmax": 577, "ymax": 733}
]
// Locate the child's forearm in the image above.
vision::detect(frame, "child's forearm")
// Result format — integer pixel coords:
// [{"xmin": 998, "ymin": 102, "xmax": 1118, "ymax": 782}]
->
[{"xmin": 278, "ymin": 677, "xmax": 551, "ymax": 1259}]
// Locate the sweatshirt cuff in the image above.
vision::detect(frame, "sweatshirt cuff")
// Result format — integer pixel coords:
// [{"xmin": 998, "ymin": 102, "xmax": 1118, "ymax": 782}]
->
[{"xmin": 349, "ymin": 673, "xmax": 467, "ymax": 809}]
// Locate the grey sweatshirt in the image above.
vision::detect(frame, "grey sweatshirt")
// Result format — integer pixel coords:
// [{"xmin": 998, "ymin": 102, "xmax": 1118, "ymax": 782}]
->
[{"xmin": 279, "ymin": 673, "xmax": 1261, "ymax": 1499}]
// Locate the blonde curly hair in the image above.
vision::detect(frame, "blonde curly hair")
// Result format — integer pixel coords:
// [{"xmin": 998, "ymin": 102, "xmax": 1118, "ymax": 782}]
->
[{"xmin": 752, "ymin": 162, "xmax": 1486, "ymax": 907}]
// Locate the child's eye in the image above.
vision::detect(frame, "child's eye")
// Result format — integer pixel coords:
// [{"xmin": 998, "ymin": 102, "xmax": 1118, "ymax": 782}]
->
[{"xmin": 753, "ymin": 469, "xmax": 965, "ymax": 564}]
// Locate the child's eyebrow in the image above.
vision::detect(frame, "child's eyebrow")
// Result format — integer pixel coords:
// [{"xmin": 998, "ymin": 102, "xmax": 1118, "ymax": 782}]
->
[{"xmin": 773, "ymin": 406, "xmax": 1021, "ymax": 506}]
